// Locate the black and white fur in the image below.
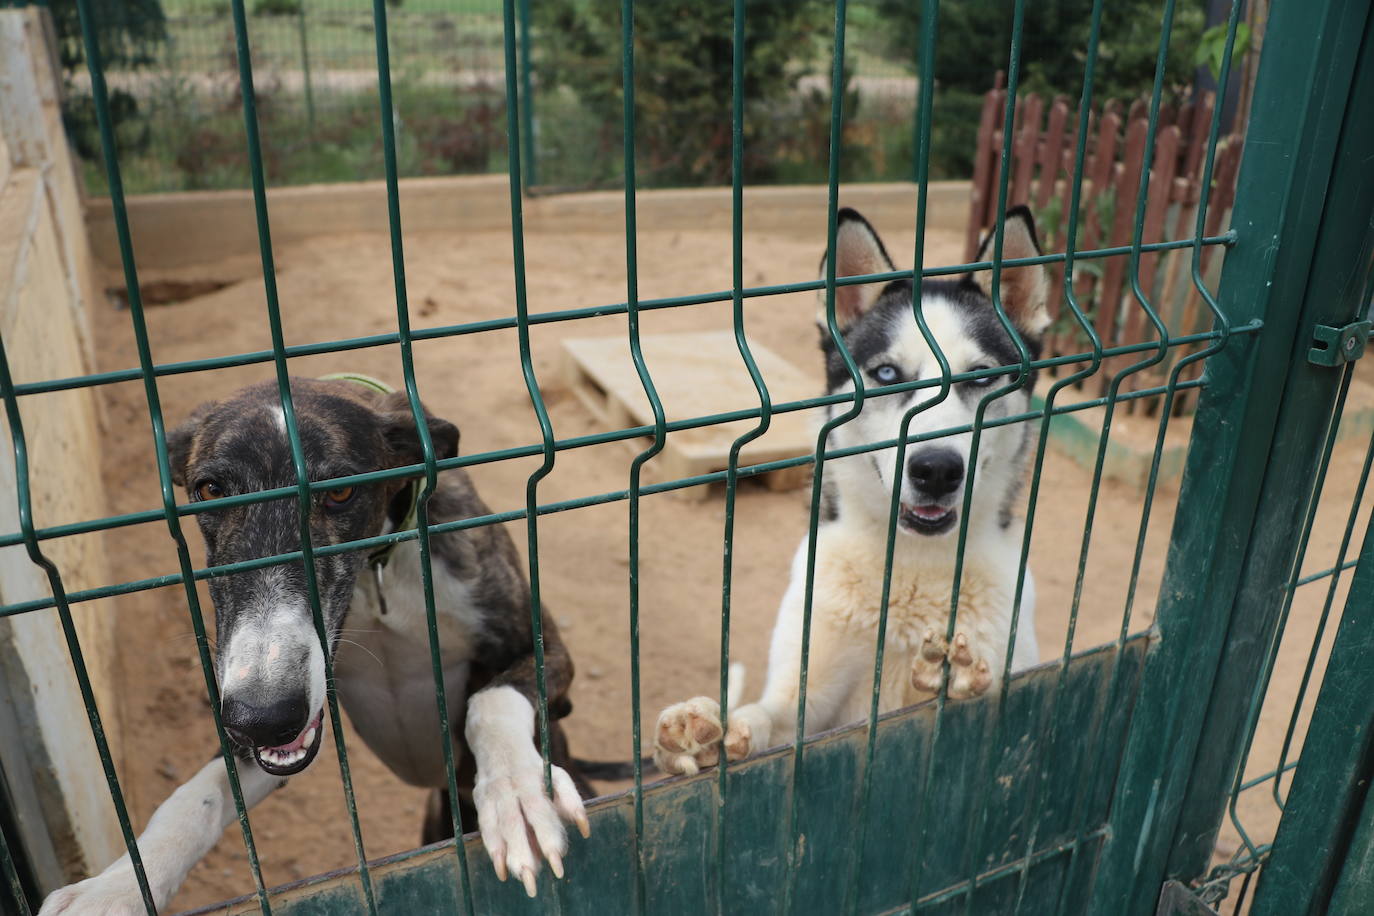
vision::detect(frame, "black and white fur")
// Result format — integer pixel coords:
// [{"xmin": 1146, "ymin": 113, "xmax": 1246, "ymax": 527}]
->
[
  {"xmin": 41, "ymin": 378, "xmax": 592, "ymax": 914},
  {"xmin": 653, "ymin": 208, "xmax": 1047, "ymax": 774}
]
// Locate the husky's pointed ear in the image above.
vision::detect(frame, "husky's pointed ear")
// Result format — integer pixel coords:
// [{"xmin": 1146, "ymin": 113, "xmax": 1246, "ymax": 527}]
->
[
  {"xmin": 818, "ymin": 208, "xmax": 896, "ymax": 330},
  {"xmin": 970, "ymin": 206, "xmax": 1050, "ymax": 339}
]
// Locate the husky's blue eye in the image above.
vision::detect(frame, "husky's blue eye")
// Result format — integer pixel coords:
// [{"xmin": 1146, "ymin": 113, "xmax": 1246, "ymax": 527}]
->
[
  {"xmin": 870, "ymin": 364, "xmax": 901, "ymax": 385},
  {"xmin": 967, "ymin": 365, "xmax": 996, "ymax": 386}
]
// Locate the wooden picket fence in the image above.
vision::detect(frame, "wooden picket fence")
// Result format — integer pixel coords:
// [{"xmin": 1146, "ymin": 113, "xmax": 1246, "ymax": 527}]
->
[{"xmin": 964, "ymin": 75, "xmax": 1244, "ymax": 412}]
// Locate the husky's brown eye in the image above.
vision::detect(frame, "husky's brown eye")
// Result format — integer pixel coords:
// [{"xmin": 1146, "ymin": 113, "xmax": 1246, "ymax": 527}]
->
[
  {"xmin": 324, "ymin": 486, "xmax": 356, "ymax": 508},
  {"xmin": 194, "ymin": 481, "xmax": 224, "ymax": 501}
]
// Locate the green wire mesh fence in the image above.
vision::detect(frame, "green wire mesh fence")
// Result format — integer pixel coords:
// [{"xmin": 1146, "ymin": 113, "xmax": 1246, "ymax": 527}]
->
[{"xmin": 3, "ymin": 0, "xmax": 1374, "ymax": 913}]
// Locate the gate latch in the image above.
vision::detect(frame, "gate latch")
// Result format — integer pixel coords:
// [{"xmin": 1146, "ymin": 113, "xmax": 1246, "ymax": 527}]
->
[{"xmin": 1309, "ymin": 319, "xmax": 1371, "ymax": 367}]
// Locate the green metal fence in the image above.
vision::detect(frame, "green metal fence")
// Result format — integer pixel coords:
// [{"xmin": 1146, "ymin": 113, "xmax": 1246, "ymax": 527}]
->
[{"xmin": 3, "ymin": 0, "xmax": 1374, "ymax": 913}]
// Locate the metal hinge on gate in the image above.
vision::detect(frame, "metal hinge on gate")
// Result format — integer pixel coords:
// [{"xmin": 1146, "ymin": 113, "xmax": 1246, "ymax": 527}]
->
[{"xmin": 1308, "ymin": 319, "xmax": 1371, "ymax": 367}]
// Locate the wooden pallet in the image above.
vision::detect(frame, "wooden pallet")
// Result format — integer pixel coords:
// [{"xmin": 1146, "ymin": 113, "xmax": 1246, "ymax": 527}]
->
[{"xmin": 561, "ymin": 331, "xmax": 818, "ymax": 494}]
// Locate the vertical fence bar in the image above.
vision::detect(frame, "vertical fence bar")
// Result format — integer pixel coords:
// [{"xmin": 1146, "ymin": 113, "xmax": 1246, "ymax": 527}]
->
[
  {"xmin": 1048, "ymin": 1, "xmax": 1184, "ymax": 905},
  {"xmin": 517, "ymin": 0, "xmax": 537, "ymax": 188},
  {"xmin": 1091, "ymin": 0, "xmax": 1374, "ymax": 909},
  {"xmin": 905, "ymin": 0, "xmax": 1032, "ymax": 904},
  {"xmin": 1064, "ymin": 0, "xmax": 1249, "ymax": 899},
  {"xmin": 977, "ymin": 0, "xmax": 1109, "ymax": 908},
  {"xmin": 1219, "ymin": 367, "xmax": 1356, "ymax": 862},
  {"xmin": 0, "ymin": 343, "xmax": 157, "ymax": 915},
  {"xmin": 1247, "ymin": 499, "xmax": 1374, "ymax": 916},
  {"xmin": 224, "ymin": 0, "xmax": 378, "ymax": 909},
  {"xmin": 712, "ymin": 0, "xmax": 773, "ymax": 911},
  {"xmin": 842, "ymin": 2, "xmax": 947, "ymax": 912},
  {"xmin": 618, "ymin": 2, "xmax": 665, "ymax": 910},
  {"xmin": 1271, "ymin": 382, "xmax": 1374, "ymax": 808},
  {"xmin": 782, "ymin": 1, "xmax": 865, "ymax": 910},
  {"xmin": 369, "ymin": 0, "xmax": 475, "ymax": 910},
  {"xmin": 498, "ymin": 0, "xmax": 564, "ymax": 906},
  {"xmin": 70, "ymin": 0, "xmax": 277, "ymax": 910},
  {"xmin": 296, "ymin": 0, "xmax": 315, "ymax": 135}
]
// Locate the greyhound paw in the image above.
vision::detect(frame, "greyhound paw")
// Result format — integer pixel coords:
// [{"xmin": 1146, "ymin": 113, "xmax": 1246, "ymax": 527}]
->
[
  {"xmin": 910, "ymin": 629, "xmax": 994, "ymax": 699},
  {"xmin": 653, "ymin": 696, "xmax": 752, "ymax": 776},
  {"xmin": 38, "ymin": 870, "xmax": 160, "ymax": 916},
  {"xmin": 474, "ymin": 756, "xmax": 589, "ymax": 898}
]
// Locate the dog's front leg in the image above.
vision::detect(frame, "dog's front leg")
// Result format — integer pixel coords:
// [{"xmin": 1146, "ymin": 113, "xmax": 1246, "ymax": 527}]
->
[
  {"xmin": 467, "ymin": 685, "xmax": 589, "ymax": 898},
  {"xmin": 39, "ymin": 754, "xmax": 284, "ymax": 916},
  {"xmin": 655, "ymin": 540, "xmax": 872, "ymax": 775}
]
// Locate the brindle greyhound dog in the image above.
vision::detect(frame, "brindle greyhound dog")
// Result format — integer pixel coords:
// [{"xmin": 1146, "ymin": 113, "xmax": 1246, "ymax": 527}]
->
[{"xmin": 41, "ymin": 377, "xmax": 594, "ymax": 914}]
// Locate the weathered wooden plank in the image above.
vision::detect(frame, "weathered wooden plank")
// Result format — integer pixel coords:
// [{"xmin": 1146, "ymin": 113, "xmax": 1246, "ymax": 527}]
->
[
  {"xmin": 1096, "ymin": 119, "xmax": 1149, "ymax": 393},
  {"xmin": 1084, "ymin": 111, "xmax": 1121, "ymax": 251},
  {"xmin": 1011, "ymin": 93, "xmax": 1044, "ymax": 207},
  {"xmin": 561, "ymin": 331, "xmax": 816, "ymax": 494},
  {"xmin": 966, "ymin": 87, "xmax": 1007, "ymax": 261},
  {"xmin": 643, "ymin": 766, "xmax": 714, "ymax": 913},
  {"xmin": 1036, "ymin": 98, "xmax": 1070, "ymax": 211},
  {"xmin": 1141, "ymin": 126, "xmax": 1183, "ymax": 296},
  {"xmin": 1182, "ymin": 92, "xmax": 1215, "ymax": 183}
]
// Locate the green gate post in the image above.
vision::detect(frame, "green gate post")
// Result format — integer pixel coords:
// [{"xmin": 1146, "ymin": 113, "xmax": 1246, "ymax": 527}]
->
[
  {"xmin": 1245, "ymin": 422, "xmax": 1374, "ymax": 915},
  {"xmin": 1087, "ymin": 0, "xmax": 1374, "ymax": 912},
  {"xmin": 1162, "ymin": 4, "xmax": 1374, "ymax": 888}
]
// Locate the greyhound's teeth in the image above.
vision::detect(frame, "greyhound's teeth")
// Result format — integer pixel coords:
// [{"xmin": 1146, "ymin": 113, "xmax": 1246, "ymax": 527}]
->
[{"xmin": 303, "ymin": 727, "xmax": 317, "ymax": 748}]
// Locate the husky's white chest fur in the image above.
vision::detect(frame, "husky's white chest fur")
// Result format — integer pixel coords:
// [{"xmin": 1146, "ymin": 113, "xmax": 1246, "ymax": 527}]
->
[
  {"xmin": 811, "ymin": 517, "xmax": 1037, "ymax": 718},
  {"xmin": 811, "ymin": 519, "xmax": 1017, "ymax": 648}
]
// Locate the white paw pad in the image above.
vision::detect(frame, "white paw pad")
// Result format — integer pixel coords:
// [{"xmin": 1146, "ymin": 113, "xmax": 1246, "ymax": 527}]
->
[
  {"xmin": 910, "ymin": 629, "xmax": 994, "ymax": 699},
  {"xmin": 653, "ymin": 696, "xmax": 751, "ymax": 776}
]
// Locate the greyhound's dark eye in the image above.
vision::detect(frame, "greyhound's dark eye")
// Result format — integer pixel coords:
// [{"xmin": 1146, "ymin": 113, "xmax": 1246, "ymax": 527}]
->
[
  {"xmin": 324, "ymin": 486, "xmax": 356, "ymax": 508},
  {"xmin": 194, "ymin": 481, "xmax": 224, "ymax": 501},
  {"xmin": 869, "ymin": 364, "xmax": 902, "ymax": 386},
  {"xmin": 966, "ymin": 364, "xmax": 996, "ymax": 387}
]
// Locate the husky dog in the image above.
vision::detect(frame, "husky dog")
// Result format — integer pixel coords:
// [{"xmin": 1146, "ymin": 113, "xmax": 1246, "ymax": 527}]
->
[{"xmin": 653, "ymin": 208, "xmax": 1046, "ymax": 774}]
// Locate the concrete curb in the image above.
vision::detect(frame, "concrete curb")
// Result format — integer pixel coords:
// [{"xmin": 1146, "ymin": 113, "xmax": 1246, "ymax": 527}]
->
[{"xmin": 85, "ymin": 176, "xmax": 973, "ymax": 271}]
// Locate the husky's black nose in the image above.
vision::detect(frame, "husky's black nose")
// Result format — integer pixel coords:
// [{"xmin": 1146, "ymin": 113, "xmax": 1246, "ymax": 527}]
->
[
  {"xmin": 222, "ymin": 693, "xmax": 310, "ymax": 748},
  {"xmin": 907, "ymin": 448, "xmax": 964, "ymax": 497}
]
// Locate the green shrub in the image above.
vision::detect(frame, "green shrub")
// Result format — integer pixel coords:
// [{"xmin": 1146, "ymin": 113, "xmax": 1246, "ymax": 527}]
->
[
  {"xmin": 532, "ymin": 0, "xmax": 832, "ymax": 188},
  {"xmin": 48, "ymin": 0, "xmax": 168, "ymax": 162},
  {"xmin": 872, "ymin": 0, "xmax": 1205, "ymax": 102}
]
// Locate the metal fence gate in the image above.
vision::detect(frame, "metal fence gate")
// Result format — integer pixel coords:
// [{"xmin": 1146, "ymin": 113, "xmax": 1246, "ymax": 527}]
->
[{"xmin": 2, "ymin": 0, "xmax": 1374, "ymax": 913}]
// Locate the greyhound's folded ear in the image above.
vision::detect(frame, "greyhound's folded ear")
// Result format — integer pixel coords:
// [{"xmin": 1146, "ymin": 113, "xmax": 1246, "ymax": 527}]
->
[
  {"xmin": 969, "ymin": 206, "xmax": 1051, "ymax": 340},
  {"xmin": 168, "ymin": 402, "xmax": 214, "ymax": 487},
  {"xmin": 818, "ymin": 207, "xmax": 897, "ymax": 331},
  {"xmin": 378, "ymin": 391, "xmax": 460, "ymax": 464}
]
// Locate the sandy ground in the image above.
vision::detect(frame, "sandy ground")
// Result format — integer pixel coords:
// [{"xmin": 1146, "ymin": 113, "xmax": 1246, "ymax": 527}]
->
[{"xmin": 45, "ymin": 215, "xmax": 1369, "ymax": 912}]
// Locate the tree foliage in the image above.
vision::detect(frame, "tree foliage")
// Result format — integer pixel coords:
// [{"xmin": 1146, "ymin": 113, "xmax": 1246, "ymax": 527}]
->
[
  {"xmin": 874, "ymin": 0, "xmax": 1204, "ymax": 100},
  {"xmin": 533, "ymin": 0, "xmax": 832, "ymax": 187},
  {"xmin": 46, "ymin": 0, "xmax": 168, "ymax": 161},
  {"xmin": 874, "ymin": 0, "xmax": 1206, "ymax": 177}
]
